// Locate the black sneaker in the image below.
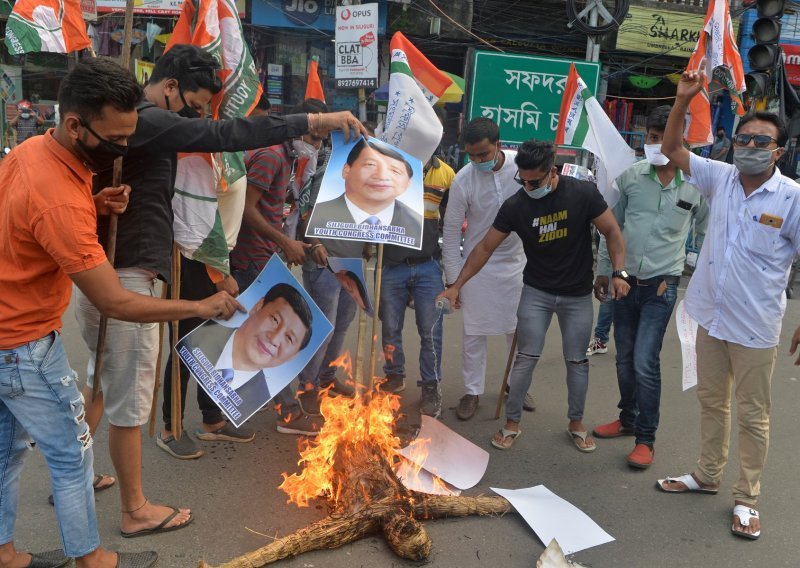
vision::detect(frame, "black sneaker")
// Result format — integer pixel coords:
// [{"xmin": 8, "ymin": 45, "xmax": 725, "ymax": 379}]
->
[
  {"xmin": 420, "ymin": 382, "xmax": 442, "ymax": 418},
  {"xmin": 320, "ymin": 376, "xmax": 356, "ymax": 398},
  {"xmin": 195, "ymin": 421, "xmax": 255, "ymax": 443},
  {"xmin": 298, "ymin": 387, "xmax": 322, "ymax": 417},
  {"xmin": 156, "ymin": 431, "xmax": 204, "ymax": 460},
  {"xmin": 377, "ymin": 375, "xmax": 405, "ymax": 393},
  {"xmin": 276, "ymin": 413, "xmax": 323, "ymax": 436}
]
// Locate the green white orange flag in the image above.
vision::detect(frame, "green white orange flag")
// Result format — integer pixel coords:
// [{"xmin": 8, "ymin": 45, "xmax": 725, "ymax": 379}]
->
[
  {"xmin": 5, "ymin": 0, "xmax": 91, "ymax": 55},
  {"xmin": 166, "ymin": 0, "xmax": 263, "ymax": 276},
  {"xmin": 685, "ymin": 0, "xmax": 745, "ymax": 147},
  {"xmin": 379, "ymin": 32, "xmax": 452, "ymax": 163},
  {"xmin": 556, "ymin": 63, "xmax": 635, "ymax": 207}
]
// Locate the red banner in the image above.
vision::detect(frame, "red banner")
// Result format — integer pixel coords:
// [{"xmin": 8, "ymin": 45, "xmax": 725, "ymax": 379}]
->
[{"xmin": 783, "ymin": 44, "xmax": 800, "ymax": 87}]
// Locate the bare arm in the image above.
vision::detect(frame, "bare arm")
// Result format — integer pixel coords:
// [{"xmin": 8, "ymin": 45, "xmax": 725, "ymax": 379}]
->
[
  {"xmin": 70, "ymin": 262, "xmax": 243, "ymax": 322},
  {"xmin": 662, "ymin": 68, "xmax": 705, "ymax": 176},
  {"xmin": 592, "ymin": 208, "xmax": 630, "ymax": 299}
]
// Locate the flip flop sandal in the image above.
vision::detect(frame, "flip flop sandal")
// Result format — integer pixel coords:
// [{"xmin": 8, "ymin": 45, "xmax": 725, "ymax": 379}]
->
[
  {"xmin": 120, "ymin": 507, "xmax": 194, "ymax": 538},
  {"xmin": 731, "ymin": 504, "xmax": 761, "ymax": 540},
  {"xmin": 656, "ymin": 473, "xmax": 719, "ymax": 494},
  {"xmin": 48, "ymin": 473, "xmax": 116, "ymax": 505},
  {"xmin": 491, "ymin": 428, "xmax": 521, "ymax": 450},
  {"xmin": 567, "ymin": 430, "xmax": 596, "ymax": 453}
]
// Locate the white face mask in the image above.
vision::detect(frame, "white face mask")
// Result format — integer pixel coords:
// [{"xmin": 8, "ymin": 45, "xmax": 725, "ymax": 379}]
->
[
  {"xmin": 644, "ymin": 143, "xmax": 670, "ymax": 166},
  {"xmin": 292, "ymin": 139, "xmax": 318, "ymax": 159}
]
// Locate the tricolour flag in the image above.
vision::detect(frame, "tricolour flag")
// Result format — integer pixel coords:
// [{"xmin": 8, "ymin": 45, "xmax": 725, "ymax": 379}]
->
[
  {"xmin": 305, "ymin": 57, "xmax": 325, "ymax": 103},
  {"xmin": 379, "ymin": 32, "xmax": 452, "ymax": 164},
  {"xmin": 556, "ymin": 63, "xmax": 636, "ymax": 208},
  {"xmin": 166, "ymin": 0, "xmax": 263, "ymax": 276},
  {"xmin": 685, "ymin": 0, "xmax": 745, "ymax": 147},
  {"xmin": 5, "ymin": 0, "xmax": 91, "ymax": 55}
]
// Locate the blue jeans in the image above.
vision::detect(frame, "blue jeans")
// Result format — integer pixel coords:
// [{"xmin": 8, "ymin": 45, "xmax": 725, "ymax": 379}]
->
[
  {"xmin": 506, "ymin": 286, "xmax": 593, "ymax": 423},
  {"xmin": 0, "ymin": 332, "xmax": 99, "ymax": 557},
  {"xmin": 299, "ymin": 267, "xmax": 358, "ymax": 387},
  {"xmin": 613, "ymin": 280, "xmax": 678, "ymax": 446},
  {"xmin": 380, "ymin": 259, "xmax": 444, "ymax": 385},
  {"xmin": 593, "ymin": 301, "xmax": 614, "ymax": 343}
]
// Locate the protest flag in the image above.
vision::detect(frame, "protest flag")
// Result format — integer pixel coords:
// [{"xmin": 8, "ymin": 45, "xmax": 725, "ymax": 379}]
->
[
  {"xmin": 5, "ymin": 0, "xmax": 91, "ymax": 55},
  {"xmin": 379, "ymin": 32, "xmax": 452, "ymax": 164},
  {"xmin": 166, "ymin": 0, "xmax": 263, "ymax": 276},
  {"xmin": 685, "ymin": 0, "xmax": 745, "ymax": 147},
  {"xmin": 305, "ymin": 56, "xmax": 325, "ymax": 102},
  {"xmin": 555, "ymin": 63, "xmax": 636, "ymax": 208}
]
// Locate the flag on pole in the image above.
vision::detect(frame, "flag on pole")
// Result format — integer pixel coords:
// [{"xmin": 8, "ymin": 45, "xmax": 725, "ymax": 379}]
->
[
  {"xmin": 379, "ymin": 32, "xmax": 452, "ymax": 164},
  {"xmin": 5, "ymin": 0, "xmax": 91, "ymax": 55},
  {"xmin": 305, "ymin": 57, "xmax": 325, "ymax": 102},
  {"xmin": 685, "ymin": 0, "xmax": 745, "ymax": 147},
  {"xmin": 555, "ymin": 63, "xmax": 636, "ymax": 208},
  {"xmin": 166, "ymin": 0, "xmax": 263, "ymax": 276}
]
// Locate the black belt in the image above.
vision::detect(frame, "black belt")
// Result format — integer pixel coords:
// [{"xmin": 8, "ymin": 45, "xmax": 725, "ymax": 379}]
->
[
  {"xmin": 402, "ymin": 256, "xmax": 434, "ymax": 266},
  {"xmin": 634, "ymin": 275, "xmax": 680, "ymax": 287}
]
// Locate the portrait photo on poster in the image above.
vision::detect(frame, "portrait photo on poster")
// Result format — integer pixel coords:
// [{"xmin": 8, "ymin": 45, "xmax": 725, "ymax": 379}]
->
[
  {"xmin": 327, "ymin": 256, "xmax": 373, "ymax": 316},
  {"xmin": 176, "ymin": 256, "xmax": 333, "ymax": 427},
  {"xmin": 304, "ymin": 132, "xmax": 424, "ymax": 250}
]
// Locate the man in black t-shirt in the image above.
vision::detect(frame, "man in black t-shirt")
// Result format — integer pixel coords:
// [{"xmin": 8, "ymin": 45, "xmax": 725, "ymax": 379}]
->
[{"xmin": 439, "ymin": 140, "xmax": 630, "ymax": 452}]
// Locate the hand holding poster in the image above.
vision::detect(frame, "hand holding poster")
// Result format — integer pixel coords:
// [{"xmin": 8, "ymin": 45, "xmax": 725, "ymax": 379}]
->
[
  {"xmin": 176, "ymin": 256, "xmax": 333, "ymax": 427},
  {"xmin": 304, "ymin": 132, "xmax": 424, "ymax": 250}
]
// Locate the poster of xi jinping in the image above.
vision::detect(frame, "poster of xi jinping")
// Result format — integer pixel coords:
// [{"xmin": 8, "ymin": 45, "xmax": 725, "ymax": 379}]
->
[
  {"xmin": 305, "ymin": 132, "xmax": 424, "ymax": 250},
  {"xmin": 176, "ymin": 256, "xmax": 333, "ymax": 427}
]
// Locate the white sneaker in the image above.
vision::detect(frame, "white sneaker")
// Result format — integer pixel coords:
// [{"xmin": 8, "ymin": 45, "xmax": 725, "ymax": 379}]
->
[{"xmin": 586, "ymin": 337, "xmax": 608, "ymax": 356}]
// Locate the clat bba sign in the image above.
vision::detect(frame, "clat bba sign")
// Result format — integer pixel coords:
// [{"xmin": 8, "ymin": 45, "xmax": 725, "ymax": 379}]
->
[{"xmin": 335, "ymin": 3, "xmax": 378, "ymax": 89}]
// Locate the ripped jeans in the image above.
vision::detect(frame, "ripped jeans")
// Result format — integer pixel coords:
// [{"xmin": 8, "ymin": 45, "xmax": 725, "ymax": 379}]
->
[
  {"xmin": 0, "ymin": 332, "xmax": 99, "ymax": 557},
  {"xmin": 506, "ymin": 286, "xmax": 594, "ymax": 423}
]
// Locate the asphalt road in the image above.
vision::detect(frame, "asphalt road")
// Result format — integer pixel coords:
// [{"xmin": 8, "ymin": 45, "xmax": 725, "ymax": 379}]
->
[{"xmin": 11, "ymin": 278, "xmax": 800, "ymax": 567}]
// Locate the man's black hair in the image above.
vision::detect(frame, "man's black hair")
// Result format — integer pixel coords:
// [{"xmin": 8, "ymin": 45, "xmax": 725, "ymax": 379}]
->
[
  {"xmin": 255, "ymin": 92, "xmax": 272, "ymax": 111},
  {"xmin": 261, "ymin": 283, "xmax": 313, "ymax": 351},
  {"xmin": 646, "ymin": 105, "xmax": 671, "ymax": 133},
  {"xmin": 58, "ymin": 57, "xmax": 142, "ymax": 123},
  {"xmin": 149, "ymin": 44, "xmax": 222, "ymax": 95},
  {"xmin": 464, "ymin": 117, "xmax": 500, "ymax": 145},
  {"xmin": 515, "ymin": 139, "xmax": 556, "ymax": 172},
  {"xmin": 737, "ymin": 112, "xmax": 788, "ymax": 147},
  {"xmin": 290, "ymin": 98, "xmax": 328, "ymax": 114},
  {"xmin": 346, "ymin": 138, "xmax": 413, "ymax": 178}
]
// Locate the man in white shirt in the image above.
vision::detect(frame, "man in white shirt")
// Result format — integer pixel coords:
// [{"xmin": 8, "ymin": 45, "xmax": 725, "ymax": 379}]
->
[
  {"xmin": 656, "ymin": 67, "xmax": 800, "ymax": 541},
  {"xmin": 442, "ymin": 118, "xmax": 528, "ymax": 420}
]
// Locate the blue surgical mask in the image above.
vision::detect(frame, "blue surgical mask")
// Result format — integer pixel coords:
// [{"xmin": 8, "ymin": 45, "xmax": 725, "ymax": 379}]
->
[
  {"xmin": 524, "ymin": 184, "xmax": 552, "ymax": 199},
  {"xmin": 472, "ymin": 147, "xmax": 498, "ymax": 172}
]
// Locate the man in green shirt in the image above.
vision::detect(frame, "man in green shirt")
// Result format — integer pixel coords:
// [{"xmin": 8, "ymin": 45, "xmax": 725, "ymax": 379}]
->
[{"xmin": 593, "ymin": 105, "xmax": 709, "ymax": 468}]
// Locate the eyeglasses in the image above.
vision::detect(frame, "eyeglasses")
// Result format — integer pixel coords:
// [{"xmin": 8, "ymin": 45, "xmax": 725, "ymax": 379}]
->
[
  {"xmin": 732, "ymin": 134, "xmax": 778, "ymax": 148},
  {"xmin": 514, "ymin": 170, "xmax": 551, "ymax": 189}
]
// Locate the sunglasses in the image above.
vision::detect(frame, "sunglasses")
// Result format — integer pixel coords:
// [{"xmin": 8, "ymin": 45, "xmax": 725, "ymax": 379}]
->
[
  {"xmin": 732, "ymin": 134, "xmax": 777, "ymax": 149},
  {"xmin": 514, "ymin": 169, "xmax": 551, "ymax": 189}
]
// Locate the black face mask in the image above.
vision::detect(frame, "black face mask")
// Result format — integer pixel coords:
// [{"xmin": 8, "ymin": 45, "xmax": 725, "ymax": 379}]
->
[
  {"xmin": 76, "ymin": 120, "xmax": 128, "ymax": 172},
  {"xmin": 166, "ymin": 89, "xmax": 201, "ymax": 119}
]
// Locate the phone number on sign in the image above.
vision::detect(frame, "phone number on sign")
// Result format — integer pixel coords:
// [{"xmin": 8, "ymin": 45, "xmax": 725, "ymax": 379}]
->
[{"xmin": 336, "ymin": 79, "xmax": 377, "ymax": 88}]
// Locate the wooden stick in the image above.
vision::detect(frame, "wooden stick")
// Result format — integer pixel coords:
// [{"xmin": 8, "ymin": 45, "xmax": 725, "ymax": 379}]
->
[
  {"xmin": 494, "ymin": 329, "xmax": 518, "ymax": 420},
  {"xmin": 170, "ymin": 244, "xmax": 183, "ymax": 439},
  {"xmin": 367, "ymin": 244, "xmax": 384, "ymax": 387},
  {"xmin": 90, "ymin": 0, "xmax": 136, "ymax": 402},
  {"xmin": 354, "ymin": 258, "xmax": 368, "ymax": 387},
  {"xmin": 148, "ymin": 283, "xmax": 169, "ymax": 438}
]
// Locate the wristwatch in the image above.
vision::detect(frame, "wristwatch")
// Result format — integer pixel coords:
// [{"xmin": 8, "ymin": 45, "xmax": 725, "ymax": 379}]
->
[{"xmin": 612, "ymin": 269, "xmax": 630, "ymax": 281}]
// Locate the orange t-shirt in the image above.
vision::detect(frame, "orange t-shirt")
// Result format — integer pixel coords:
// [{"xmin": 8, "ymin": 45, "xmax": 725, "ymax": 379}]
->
[{"xmin": 0, "ymin": 131, "xmax": 107, "ymax": 348}]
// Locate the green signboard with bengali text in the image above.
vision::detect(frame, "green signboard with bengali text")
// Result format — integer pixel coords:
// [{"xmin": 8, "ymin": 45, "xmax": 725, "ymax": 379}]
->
[{"xmin": 467, "ymin": 51, "xmax": 600, "ymax": 149}]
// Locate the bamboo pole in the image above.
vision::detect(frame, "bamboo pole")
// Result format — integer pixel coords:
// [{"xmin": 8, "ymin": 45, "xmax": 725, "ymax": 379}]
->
[
  {"xmin": 170, "ymin": 245, "xmax": 183, "ymax": 439},
  {"xmin": 494, "ymin": 329, "xmax": 518, "ymax": 420},
  {"xmin": 90, "ymin": 0, "xmax": 136, "ymax": 402},
  {"xmin": 367, "ymin": 244, "xmax": 384, "ymax": 387},
  {"xmin": 148, "ymin": 283, "xmax": 169, "ymax": 438},
  {"xmin": 353, "ymin": 258, "xmax": 369, "ymax": 387}
]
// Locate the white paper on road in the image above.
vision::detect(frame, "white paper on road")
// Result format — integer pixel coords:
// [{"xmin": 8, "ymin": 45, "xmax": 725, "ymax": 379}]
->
[
  {"xmin": 395, "ymin": 456, "xmax": 461, "ymax": 496},
  {"xmin": 490, "ymin": 485, "xmax": 615, "ymax": 555},
  {"xmin": 397, "ymin": 415, "xmax": 489, "ymax": 490},
  {"xmin": 676, "ymin": 299, "xmax": 699, "ymax": 391}
]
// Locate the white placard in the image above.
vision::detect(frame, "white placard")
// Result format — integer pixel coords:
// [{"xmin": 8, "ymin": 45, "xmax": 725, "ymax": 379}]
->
[
  {"xmin": 491, "ymin": 485, "xmax": 614, "ymax": 555},
  {"xmin": 676, "ymin": 299, "xmax": 699, "ymax": 391},
  {"xmin": 335, "ymin": 3, "xmax": 379, "ymax": 88},
  {"xmin": 394, "ymin": 457, "xmax": 461, "ymax": 496}
]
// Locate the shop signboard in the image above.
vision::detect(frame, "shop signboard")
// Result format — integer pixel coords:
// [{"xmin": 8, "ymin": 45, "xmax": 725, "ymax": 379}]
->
[
  {"xmin": 251, "ymin": 0, "xmax": 387, "ymax": 34},
  {"xmin": 783, "ymin": 44, "xmax": 800, "ymax": 87},
  {"xmin": 615, "ymin": 5, "xmax": 738, "ymax": 59},
  {"xmin": 334, "ymin": 3, "xmax": 378, "ymax": 89},
  {"xmin": 81, "ymin": 0, "xmax": 98, "ymax": 21},
  {"xmin": 96, "ymin": 0, "xmax": 245, "ymax": 16},
  {"xmin": 466, "ymin": 51, "xmax": 600, "ymax": 149}
]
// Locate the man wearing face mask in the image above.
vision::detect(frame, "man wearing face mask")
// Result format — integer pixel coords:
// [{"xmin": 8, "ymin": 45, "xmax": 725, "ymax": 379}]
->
[
  {"xmin": 655, "ymin": 68, "xmax": 800, "ymax": 541},
  {"xmin": 592, "ymin": 105, "xmax": 709, "ymax": 469},
  {"xmin": 710, "ymin": 126, "xmax": 731, "ymax": 162},
  {"xmin": 438, "ymin": 139, "xmax": 629, "ymax": 452},
  {"xmin": 442, "ymin": 118, "xmax": 527, "ymax": 421},
  {"xmin": 73, "ymin": 45, "xmax": 365, "ymax": 536}
]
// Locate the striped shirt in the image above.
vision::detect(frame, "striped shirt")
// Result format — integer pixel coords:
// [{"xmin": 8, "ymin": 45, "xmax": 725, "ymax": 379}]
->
[{"xmin": 231, "ymin": 143, "xmax": 293, "ymax": 272}]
